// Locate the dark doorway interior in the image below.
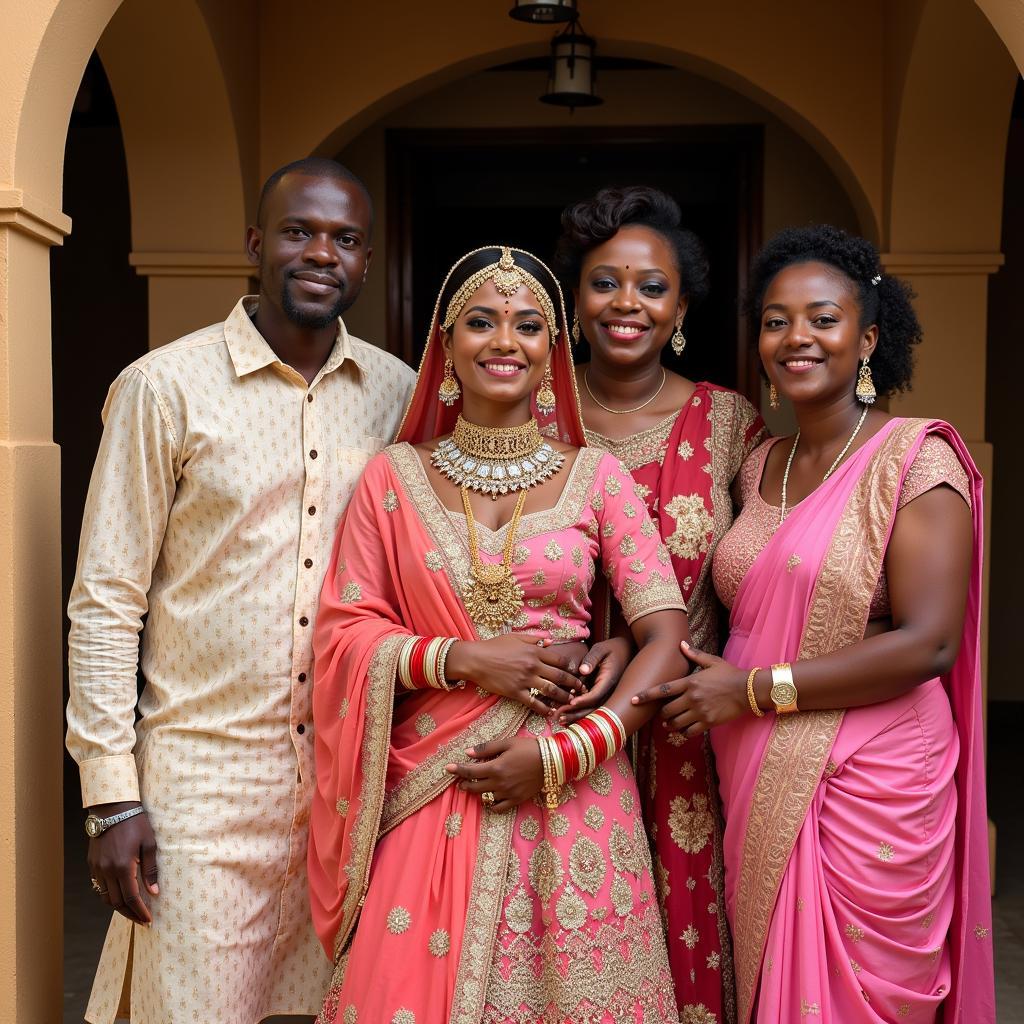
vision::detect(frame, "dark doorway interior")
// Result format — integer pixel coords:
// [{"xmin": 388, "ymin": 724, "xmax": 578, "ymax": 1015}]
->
[
  {"xmin": 386, "ymin": 126, "xmax": 763, "ymax": 399},
  {"xmin": 52, "ymin": 52, "xmax": 149, "ymax": 1020}
]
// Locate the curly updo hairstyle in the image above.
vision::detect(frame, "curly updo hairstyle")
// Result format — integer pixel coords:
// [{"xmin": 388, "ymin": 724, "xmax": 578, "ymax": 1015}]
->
[
  {"xmin": 554, "ymin": 186, "xmax": 710, "ymax": 306},
  {"xmin": 439, "ymin": 247, "xmax": 565, "ymax": 336},
  {"xmin": 747, "ymin": 225, "xmax": 922, "ymax": 397}
]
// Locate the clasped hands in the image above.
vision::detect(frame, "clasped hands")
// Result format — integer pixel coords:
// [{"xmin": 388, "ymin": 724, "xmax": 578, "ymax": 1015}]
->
[{"xmin": 447, "ymin": 637, "xmax": 751, "ymax": 812}]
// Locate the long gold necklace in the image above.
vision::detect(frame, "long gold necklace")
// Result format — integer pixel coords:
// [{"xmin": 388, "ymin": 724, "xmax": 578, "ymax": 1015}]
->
[
  {"xmin": 779, "ymin": 405, "xmax": 869, "ymax": 527},
  {"xmin": 584, "ymin": 367, "xmax": 667, "ymax": 414},
  {"xmin": 462, "ymin": 487, "xmax": 527, "ymax": 631}
]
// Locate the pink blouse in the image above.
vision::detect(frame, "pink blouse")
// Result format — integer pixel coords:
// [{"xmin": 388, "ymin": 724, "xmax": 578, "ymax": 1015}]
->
[{"xmin": 714, "ymin": 434, "xmax": 971, "ymax": 619}]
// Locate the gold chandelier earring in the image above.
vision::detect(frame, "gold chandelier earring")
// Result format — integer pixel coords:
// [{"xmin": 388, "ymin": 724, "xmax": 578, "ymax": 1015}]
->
[
  {"xmin": 671, "ymin": 322, "xmax": 686, "ymax": 357},
  {"xmin": 769, "ymin": 382, "xmax": 780, "ymax": 410},
  {"xmin": 855, "ymin": 357, "xmax": 877, "ymax": 405},
  {"xmin": 571, "ymin": 313, "xmax": 581, "ymax": 344},
  {"xmin": 439, "ymin": 356, "xmax": 461, "ymax": 406},
  {"xmin": 536, "ymin": 360, "xmax": 556, "ymax": 417}
]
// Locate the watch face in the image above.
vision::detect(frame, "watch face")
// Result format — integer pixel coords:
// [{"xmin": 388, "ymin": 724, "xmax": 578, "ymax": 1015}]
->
[
  {"xmin": 772, "ymin": 682, "xmax": 798, "ymax": 707},
  {"xmin": 85, "ymin": 817, "xmax": 102, "ymax": 837}
]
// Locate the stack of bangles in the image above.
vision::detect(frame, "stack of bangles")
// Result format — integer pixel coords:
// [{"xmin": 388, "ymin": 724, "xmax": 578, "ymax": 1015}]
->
[
  {"xmin": 536, "ymin": 708, "xmax": 627, "ymax": 810},
  {"xmin": 396, "ymin": 636, "xmax": 462, "ymax": 691}
]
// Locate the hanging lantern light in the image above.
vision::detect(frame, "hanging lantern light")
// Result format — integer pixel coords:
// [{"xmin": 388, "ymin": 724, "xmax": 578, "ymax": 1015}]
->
[
  {"xmin": 540, "ymin": 20, "xmax": 603, "ymax": 109},
  {"xmin": 508, "ymin": 1, "xmax": 577, "ymax": 23}
]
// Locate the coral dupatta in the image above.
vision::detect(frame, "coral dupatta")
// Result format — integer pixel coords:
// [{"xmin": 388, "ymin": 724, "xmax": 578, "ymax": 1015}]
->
[{"xmin": 711, "ymin": 418, "xmax": 992, "ymax": 1023}]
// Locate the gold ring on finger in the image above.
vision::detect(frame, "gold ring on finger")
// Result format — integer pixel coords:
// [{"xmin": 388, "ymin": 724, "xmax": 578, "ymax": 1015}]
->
[
  {"xmin": 528, "ymin": 687, "xmax": 541, "ymax": 699},
  {"xmin": 90, "ymin": 877, "xmax": 107, "ymax": 894},
  {"xmin": 481, "ymin": 791, "xmax": 495, "ymax": 806}
]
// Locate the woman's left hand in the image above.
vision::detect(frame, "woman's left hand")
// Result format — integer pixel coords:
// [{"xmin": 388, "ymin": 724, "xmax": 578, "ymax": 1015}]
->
[
  {"xmin": 632, "ymin": 640, "xmax": 750, "ymax": 736},
  {"xmin": 446, "ymin": 737, "xmax": 543, "ymax": 814}
]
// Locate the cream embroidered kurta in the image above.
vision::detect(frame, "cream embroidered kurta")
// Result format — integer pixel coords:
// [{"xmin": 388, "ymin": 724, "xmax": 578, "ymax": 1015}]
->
[{"xmin": 66, "ymin": 297, "xmax": 415, "ymax": 1024}]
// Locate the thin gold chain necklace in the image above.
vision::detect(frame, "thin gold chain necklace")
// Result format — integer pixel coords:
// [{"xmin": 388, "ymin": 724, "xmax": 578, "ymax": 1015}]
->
[
  {"xmin": 461, "ymin": 487, "xmax": 527, "ymax": 632},
  {"xmin": 779, "ymin": 405, "xmax": 869, "ymax": 527},
  {"xmin": 584, "ymin": 367, "xmax": 667, "ymax": 415}
]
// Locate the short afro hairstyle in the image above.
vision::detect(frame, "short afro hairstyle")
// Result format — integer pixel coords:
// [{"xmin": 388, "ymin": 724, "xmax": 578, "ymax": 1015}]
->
[
  {"xmin": 747, "ymin": 225, "xmax": 922, "ymax": 397},
  {"xmin": 554, "ymin": 186, "xmax": 710, "ymax": 307},
  {"xmin": 256, "ymin": 157, "xmax": 372, "ymax": 230}
]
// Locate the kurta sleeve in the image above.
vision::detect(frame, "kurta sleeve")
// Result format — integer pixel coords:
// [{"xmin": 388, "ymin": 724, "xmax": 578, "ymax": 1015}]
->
[
  {"xmin": 66, "ymin": 366, "xmax": 182, "ymax": 807},
  {"xmin": 590, "ymin": 453, "xmax": 686, "ymax": 625}
]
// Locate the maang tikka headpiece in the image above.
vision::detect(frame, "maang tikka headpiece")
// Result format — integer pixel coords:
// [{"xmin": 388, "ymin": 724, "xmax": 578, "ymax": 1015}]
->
[{"xmin": 441, "ymin": 246, "xmax": 559, "ymax": 340}]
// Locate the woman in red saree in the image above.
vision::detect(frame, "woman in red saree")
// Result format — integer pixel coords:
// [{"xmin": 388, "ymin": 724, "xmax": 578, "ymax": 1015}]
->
[
  {"xmin": 636, "ymin": 226, "xmax": 994, "ymax": 1022},
  {"xmin": 555, "ymin": 186, "xmax": 765, "ymax": 1023},
  {"xmin": 308, "ymin": 245, "xmax": 691, "ymax": 1023}
]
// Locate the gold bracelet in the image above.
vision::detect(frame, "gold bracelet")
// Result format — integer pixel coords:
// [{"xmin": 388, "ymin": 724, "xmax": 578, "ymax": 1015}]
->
[{"xmin": 746, "ymin": 667, "xmax": 765, "ymax": 717}]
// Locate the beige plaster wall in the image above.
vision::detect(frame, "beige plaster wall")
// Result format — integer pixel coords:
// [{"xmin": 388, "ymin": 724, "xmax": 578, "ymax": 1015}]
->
[{"xmin": 338, "ymin": 66, "xmax": 860, "ymax": 351}]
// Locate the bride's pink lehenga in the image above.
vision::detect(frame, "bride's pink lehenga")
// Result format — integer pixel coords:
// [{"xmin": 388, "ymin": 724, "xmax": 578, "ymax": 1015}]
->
[
  {"xmin": 709, "ymin": 418, "xmax": 994, "ymax": 1023},
  {"xmin": 307, "ymin": 250, "xmax": 684, "ymax": 1024}
]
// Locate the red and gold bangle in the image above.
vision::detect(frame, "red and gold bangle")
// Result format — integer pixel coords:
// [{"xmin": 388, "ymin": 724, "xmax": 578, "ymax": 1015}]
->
[
  {"xmin": 592, "ymin": 708, "xmax": 627, "ymax": 751},
  {"xmin": 569, "ymin": 721, "xmax": 599, "ymax": 776},
  {"xmin": 397, "ymin": 636, "xmax": 461, "ymax": 690},
  {"xmin": 435, "ymin": 637, "xmax": 460, "ymax": 690},
  {"xmin": 552, "ymin": 730, "xmax": 578, "ymax": 783},
  {"xmin": 587, "ymin": 711, "xmax": 618, "ymax": 759}
]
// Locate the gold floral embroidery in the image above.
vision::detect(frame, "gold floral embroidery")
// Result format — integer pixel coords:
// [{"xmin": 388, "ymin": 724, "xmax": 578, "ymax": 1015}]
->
[
  {"xmin": 526, "ymin": 714, "xmax": 547, "ymax": 735},
  {"xmin": 339, "ymin": 580, "xmax": 362, "ymax": 603},
  {"xmin": 424, "ymin": 551, "xmax": 443, "ymax": 572},
  {"xmin": 531, "ymin": 569, "xmax": 546, "ymax": 585},
  {"xmin": 666, "ymin": 732, "xmax": 686, "ymax": 748},
  {"xmin": 609, "ymin": 822, "xmax": 643, "ymax": 876},
  {"xmin": 877, "ymin": 841, "xmax": 895, "ymax": 862},
  {"xmin": 610, "ymin": 873, "xmax": 634, "ymax": 916},
  {"xmin": 850, "ymin": 958, "xmax": 862, "ymax": 974},
  {"xmin": 527, "ymin": 590, "xmax": 559, "ymax": 608},
  {"xmin": 504, "ymin": 886, "xmax": 533, "ymax": 934},
  {"xmin": 387, "ymin": 906, "xmax": 411, "ymax": 934},
  {"xmin": 571, "ymin": 545, "xmax": 584, "ymax": 566},
  {"xmin": 628, "ymin": 558, "xmax": 646, "ymax": 574},
  {"xmin": 544, "ymin": 540, "xmax": 563, "ymax": 562},
  {"xmin": 681, "ymin": 1005, "xmax": 716, "ymax": 1024},
  {"xmin": 343, "ymin": 1005, "xmax": 358, "ymax": 1024},
  {"xmin": 590, "ymin": 490, "xmax": 605, "ymax": 511},
  {"xmin": 602, "ymin": 521, "xmax": 616, "ymax": 538},
  {"xmin": 975, "ymin": 924, "xmax": 990, "ymax": 939},
  {"xmin": 562, "ymin": 574, "xmax": 578, "ymax": 592},
  {"xmin": 640, "ymin": 517, "xmax": 656, "ymax": 538},
  {"xmin": 845, "ymin": 923, "xmax": 864, "ymax": 942},
  {"xmin": 519, "ymin": 815, "xmax": 540, "ymax": 841},
  {"xmin": 391, "ymin": 1010, "xmax": 415, "ymax": 1024},
  {"xmin": 796, "ymin": 896, "xmax": 805, "ymax": 911},
  {"xmin": 605, "ymin": 474, "xmax": 622, "ymax": 496},
  {"xmin": 679, "ymin": 760, "xmax": 695, "ymax": 779},
  {"xmin": 619, "ymin": 534, "xmax": 638, "ymax": 556},
  {"xmin": 428, "ymin": 929, "xmax": 451, "ymax": 957},
  {"xmin": 619, "ymin": 789, "xmax": 635, "ymax": 814},
  {"xmin": 569, "ymin": 833, "xmax": 608, "ymax": 895},
  {"xmin": 787, "ymin": 554, "xmax": 802, "ymax": 573},
  {"xmin": 527, "ymin": 839, "xmax": 564, "ymax": 904},
  {"xmin": 336, "ymin": 798, "xmax": 349, "ymax": 817},
  {"xmin": 623, "ymin": 501, "xmax": 637, "ymax": 518},
  {"xmin": 686, "ymin": 876, "xmax": 696, "ymax": 892},
  {"xmin": 585, "ymin": 412, "xmax": 680, "ymax": 470},
  {"xmin": 555, "ymin": 887, "xmax": 589, "ymax": 930},
  {"xmin": 800, "ymin": 1000, "xmax": 820, "ymax": 1017},
  {"xmin": 706, "ymin": 951, "xmax": 721, "ymax": 970},
  {"xmin": 445, "ymin": 813, "xmax": 463, "ymax": 838},
  {"xmin": 382, "ymin": 489, "xmax": 399, "ymax": 512},
  {"xmin": 681, "ymin": 924, "xmax": 700, "ymax": 949},
  {"xmin": 618, "ymin": 572, "xmax": 685, "ymax": 624},
  {"xmin": 538, "ymin": 611, "xmax": 555, "ymax": 631},
  {"xmin": 897, "ymin": 1005, "xmax": 910, "ymax": 1018},
  {"xmin": 414, "ymin": 713, "xmax": 436, "ymax": 737},
  {"xmin": 338, "ymin": 698, "xmax": 350, "ymax": 719},
  {"xmin": 922, "ymin": 913, "xmax": 934, "ymax": 928},
  {"xmin": 513, "ymin": 544, "xmax": 531, "ymax": 565},
  {"xmin": 589, "ymin": 764, "xmax": 613, "ymax": 796},
  {"xmin": 663, "ymin": 492, "xmax": 713, "ymax": 562},
  {"xmin": 668, "ymin": 793, "xmax": 714, "ymax": 853},
  {"xmin": 548, "ymin": 811, "xmax": 569, "ymax": 837},
  {"xmin": 583, "ymin": 805, "xmax": 605, "ymax": 831},
  {"xmin": 678, "ymin": 440, "xmax": 694, "ymax": 460}
]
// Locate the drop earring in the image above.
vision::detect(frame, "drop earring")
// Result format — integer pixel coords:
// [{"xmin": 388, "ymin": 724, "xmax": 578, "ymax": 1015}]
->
[
  {"xmin": 438, "ymin": 356, "xmax": 461, "ymax": 406},
  {"xmin": 536, "ymin": 360, "xmax": 556, "ymax": 417},
  {"xmin": 571, "ymin": 313, "xmax": 581, "ymax": 345},
  {"xmin": 855, "ymin": 358, "xmax": 877, "ymax": 405},
  {"xmin": 769, "ymin": 382, "xmax": 780, "ymax": 410},
  {"xmin": 671, "ymin": 322, "xmax": 686, "ymax": 357}
]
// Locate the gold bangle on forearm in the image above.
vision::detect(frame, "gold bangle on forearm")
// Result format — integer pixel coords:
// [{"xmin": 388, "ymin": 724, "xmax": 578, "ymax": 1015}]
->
[{"xmin": 746, "ymin": 667, "xmax": 765, "ymax": 717}]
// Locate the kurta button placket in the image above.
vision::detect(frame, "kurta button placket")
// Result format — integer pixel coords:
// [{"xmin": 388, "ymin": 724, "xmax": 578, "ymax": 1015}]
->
[
  {"xmin": 299, "ymin": 616, "xmax": 309, "ymax": 627},
  {"xmin": 304, "ymin": 558, "xmax": 313, "ymax": 568}
]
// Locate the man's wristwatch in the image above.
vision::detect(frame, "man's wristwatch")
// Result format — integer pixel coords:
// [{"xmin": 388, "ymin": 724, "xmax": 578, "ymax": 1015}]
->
[
  {"xmin": 769, "ymin": 662, "xmax": 800, "ymax": 714},
  {"xmin": 84, "ymin": 805, "xmax": 145, "ymax": 838}
]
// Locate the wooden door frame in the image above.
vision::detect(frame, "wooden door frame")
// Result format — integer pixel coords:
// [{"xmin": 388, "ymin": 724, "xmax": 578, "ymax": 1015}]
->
[{"xmin": 386, "ymin": 124, "xmax": 764, "ymax": 401}]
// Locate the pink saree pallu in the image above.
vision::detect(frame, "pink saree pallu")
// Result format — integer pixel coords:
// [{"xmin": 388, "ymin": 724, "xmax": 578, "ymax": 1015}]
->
[{"xmin": 711, "ymin": 418, "xmax": 993, "ymax": 1023}]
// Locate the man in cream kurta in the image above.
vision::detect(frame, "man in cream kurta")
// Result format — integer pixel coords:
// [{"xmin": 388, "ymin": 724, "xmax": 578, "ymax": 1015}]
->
[{"xmin": 66, "ymin": 160, "xmax": 415, "ymax": 1023}]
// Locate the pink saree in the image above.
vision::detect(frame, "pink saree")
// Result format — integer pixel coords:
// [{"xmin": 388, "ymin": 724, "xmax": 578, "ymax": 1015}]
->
[{"xmin": 711, "ymin": 418, "xmax": 993, "ymax": 1023}]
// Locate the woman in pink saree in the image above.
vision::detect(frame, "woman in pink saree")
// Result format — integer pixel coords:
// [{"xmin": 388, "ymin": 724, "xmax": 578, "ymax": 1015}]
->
[
  {"xmin": 308, "ymin": 245, "xmax": 690, "ymax": 1023},
  {"xmin": 635, "ymin": 226, "xmax": 994, "ymax": 1023}
]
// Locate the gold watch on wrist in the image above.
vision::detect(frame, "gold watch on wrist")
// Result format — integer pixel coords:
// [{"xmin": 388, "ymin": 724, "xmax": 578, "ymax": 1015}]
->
[{"xmin": 769, "ymin": 662, "xmax": 799, "ymax": 714}]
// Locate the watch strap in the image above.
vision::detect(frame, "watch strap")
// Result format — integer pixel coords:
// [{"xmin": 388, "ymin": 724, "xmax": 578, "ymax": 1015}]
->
[
  {"xmin": 88, "ymin": 805, "xmax": 145, "ymax": 835},
  {"xmin": 770, "ymin": 662, "xmax": 799, "ymax": 713}
]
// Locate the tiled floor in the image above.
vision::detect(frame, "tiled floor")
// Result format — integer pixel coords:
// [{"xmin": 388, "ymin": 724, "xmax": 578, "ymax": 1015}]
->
[{"xmin": 64, "ymin": 703, "xmax": 1024, "ymax": 1022}]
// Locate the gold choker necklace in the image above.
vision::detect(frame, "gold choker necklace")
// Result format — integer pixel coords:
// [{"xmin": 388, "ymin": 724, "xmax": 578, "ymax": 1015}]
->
[{"xmin": 431, "ymin": 416, "xmax": 565, "ymax": 500}]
